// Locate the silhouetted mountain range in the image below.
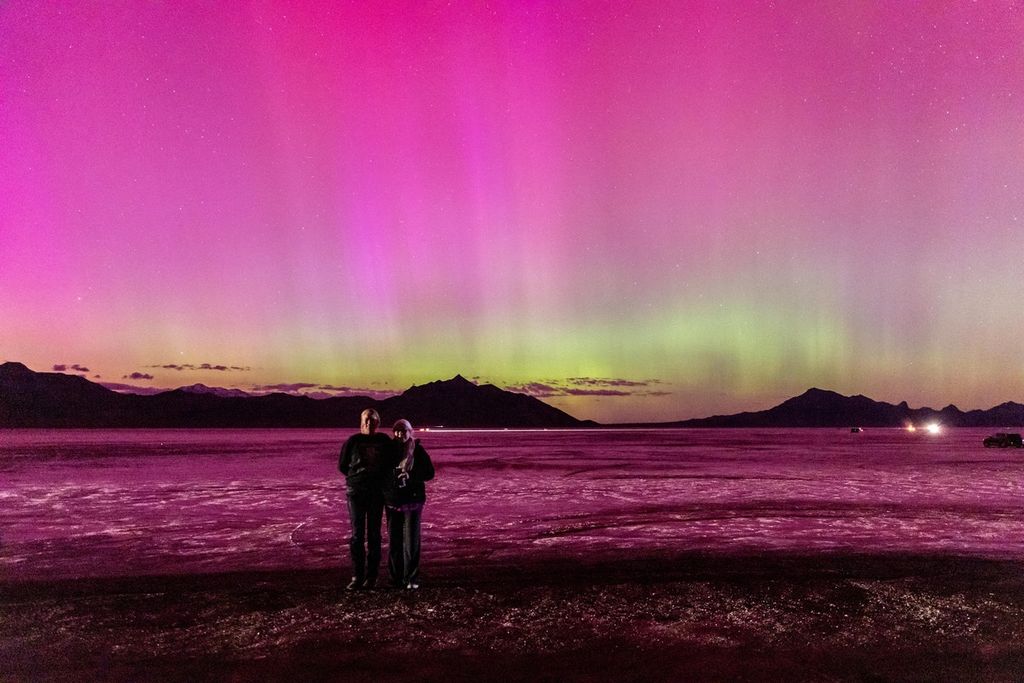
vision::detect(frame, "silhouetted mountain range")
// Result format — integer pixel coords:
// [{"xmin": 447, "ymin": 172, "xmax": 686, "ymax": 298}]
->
[
  {"xmin": 658, "ymin": 387, "xmax": 1024, "ymax": 428},
  {"xmin": 177, "ymin": 384, "xmax": 252, "ymax": 398},
  {"xmin": 2, "ymin": 363, "xmax": 1022, "ymax": 428},
  {"xmin": 0, "ymin": 363, "xmax": 591, "ymax": 428}
]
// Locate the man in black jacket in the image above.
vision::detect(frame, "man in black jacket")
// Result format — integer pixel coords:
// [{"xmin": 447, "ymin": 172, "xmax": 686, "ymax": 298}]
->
[{"xmin": 338, "ymin": 408, "xmax": 392, "ymax": 590}]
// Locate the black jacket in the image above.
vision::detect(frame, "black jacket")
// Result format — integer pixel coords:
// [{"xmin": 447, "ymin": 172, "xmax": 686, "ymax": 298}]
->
[
  {"xmin": 338, "ymin": 432, "xmax": 393, "ymax": 494},
  {"xmin": 383, "ymin": 440, "xmax": 435, "ymax": 507}
]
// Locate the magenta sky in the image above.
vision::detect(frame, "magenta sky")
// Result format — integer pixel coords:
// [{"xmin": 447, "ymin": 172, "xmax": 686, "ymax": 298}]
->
[{"xmin": 2, "ymin": 2, "xmax": 1022, "ymax": 422}]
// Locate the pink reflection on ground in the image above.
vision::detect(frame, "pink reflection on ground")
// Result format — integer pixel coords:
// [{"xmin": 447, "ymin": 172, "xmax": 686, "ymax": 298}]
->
[{"xmin": 1, "ymin": 428, "xmax": 1022, "ymax": 580}]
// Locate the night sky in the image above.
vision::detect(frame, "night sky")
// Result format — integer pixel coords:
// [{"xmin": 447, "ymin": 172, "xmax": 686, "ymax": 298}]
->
[{"xmin": 2, "ymin": 2, "xmax": 1022, "ymax": 422}]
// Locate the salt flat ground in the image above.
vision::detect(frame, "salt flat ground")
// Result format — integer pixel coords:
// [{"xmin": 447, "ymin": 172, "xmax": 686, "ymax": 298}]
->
[{"xmin": 1, "ymin": 428, "xmax": 1023, "ymax": 680}]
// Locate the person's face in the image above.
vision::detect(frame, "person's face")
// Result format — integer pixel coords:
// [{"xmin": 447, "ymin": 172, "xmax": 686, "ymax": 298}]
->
[
  {"xmin": 361, "ymin": 411, "xmax": 380, "ymax": 434},
  {"xmin": 393, "ymin": 425, "xmax": 410, "ymax": 442}
]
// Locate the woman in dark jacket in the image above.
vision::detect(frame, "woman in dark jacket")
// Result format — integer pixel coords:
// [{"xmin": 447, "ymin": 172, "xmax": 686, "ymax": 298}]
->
[{"xmin": 385, "ymin": 419, "xmax": 435, "ymax": 589}]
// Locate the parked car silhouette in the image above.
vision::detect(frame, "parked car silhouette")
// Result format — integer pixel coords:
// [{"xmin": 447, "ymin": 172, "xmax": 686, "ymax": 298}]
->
[{"xmin": 983, "ymin": 433, "xmax": 1023, "ymax": 448}]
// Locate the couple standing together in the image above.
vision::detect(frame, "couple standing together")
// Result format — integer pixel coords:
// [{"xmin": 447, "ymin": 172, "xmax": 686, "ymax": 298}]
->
[{"xmin": 338, "ymin": 408, "xmax": 435, "ymax": 591}]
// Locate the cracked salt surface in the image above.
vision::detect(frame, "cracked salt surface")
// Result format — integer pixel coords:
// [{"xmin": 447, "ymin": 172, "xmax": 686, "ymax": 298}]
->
[{"xmin": 1, "ymin": 427, "xmax": 1023, "ymax": 579}]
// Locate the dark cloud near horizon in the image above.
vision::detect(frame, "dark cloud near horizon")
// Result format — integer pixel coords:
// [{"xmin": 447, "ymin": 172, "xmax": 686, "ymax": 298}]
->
[
  {"xmin": 504, "ymin": 384, "xmax": 631, "ymax": 397},
  {"xmin": 318, "ymin": 384, "xmax": 355, "ymax": 392},
  {"xmin": 504, "ymin": 382, "xmax": 562, "ymax": 398},
  {"xmin": 317, "ymin": 383, "xmax": 396, "ymax": 394},
  {"xmin": 563, "ymin": 388, "xmax": 631, "ymax": 396},
  {"xmin": 53, "ymin": 363, "xmax": 90, "ymax": 373},
  {"xmin": 252, "ymin": 382, "xmax": 318, "ymax": 393},
  {"xmin": 123, "ymin": 372, "xmax": 154, "ymax": 381},
  {"xmin": 504, "ymin": 377, "xmax": 671, "ymax": 399},
  {"xmin": 149, "ymin": 363, "xmax": 251, "ymax": 372},
  {"xmin": 249, "ymin": 382, "xmax": 397, "ymax": 400},
  {"xmin": 305, "ymin": 389, "xmax": 397, "ymax": 400},
  {"xmin": 565, "ymin": 377, "xmax": 655, "ymax": 388}
]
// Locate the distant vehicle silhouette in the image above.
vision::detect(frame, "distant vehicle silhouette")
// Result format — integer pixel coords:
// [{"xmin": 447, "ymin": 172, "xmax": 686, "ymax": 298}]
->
[{"xmin": 983, "ymin": 432, "xmax": 1023, "ymax": 448}]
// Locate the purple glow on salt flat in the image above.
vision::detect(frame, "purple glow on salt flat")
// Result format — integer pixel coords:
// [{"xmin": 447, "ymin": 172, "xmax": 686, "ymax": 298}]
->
[{"xmin": 2, "ymin": 429, "xmax": 1022, "ymax": 581}]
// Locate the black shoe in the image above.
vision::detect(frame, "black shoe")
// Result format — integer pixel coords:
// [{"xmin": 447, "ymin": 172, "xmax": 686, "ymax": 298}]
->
[
  {"xmin": 361, "ymin": 576, "xmax": 377, "ymax": 590},
  {"xmin": 346, "ymin": 577, "xmax": 364, "ymax": 591}
]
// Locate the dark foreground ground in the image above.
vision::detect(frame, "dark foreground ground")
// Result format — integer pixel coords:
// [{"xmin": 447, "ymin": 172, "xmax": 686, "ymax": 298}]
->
[{"xmin": 2, "ymin": 552, "xmax": 1023, "ymax": 682}]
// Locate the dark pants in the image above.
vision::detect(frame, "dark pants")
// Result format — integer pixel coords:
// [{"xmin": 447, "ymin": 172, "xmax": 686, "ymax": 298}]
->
[
  {"xmin": 346, "ymin": 491, "xmax": 384, "ymax": 580},
  {"xmin": 386, "ymin": 506, "xmax": 422, "ymax": 585}
]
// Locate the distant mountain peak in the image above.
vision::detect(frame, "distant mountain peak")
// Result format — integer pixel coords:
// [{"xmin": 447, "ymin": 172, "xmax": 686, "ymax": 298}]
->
[
  {"xmin": 177, "ymin": 384, "xmax": 251, "ymax": 398},
  {"xmin": 0, "ymin": 361, "xmax": 33, "ymax": 375},
  {"xmin": 0, "ymin": 362, "xmax": 586, "ymax": 428},
  {"xmin": 994, "ymin": 401, "xmax": 1024, "ymax": 409},
  {"xmin": 796, "ymin": 387, "xmax": 845, "ymax": 400},
  {"xmin": 666, "ymin": 387, "xmax": 1024, "ymax": 429},
  {"xmin": 406, "ymin": 375, "xmax": 477, "ymax": 393},
  {"xmin": 3, "ymin": 361, "xmax": 1022, "ymax": 429},
  {"xmin": 783, "ymin": 387, "xmax": 847, "ymax": 405},
  {"xmin": 441, "ymin": 374, "xmax": 475, "ymax": 387},
  {"xmin": 386, "ymin": 372, "xmax": 580, "ymax": 427}
]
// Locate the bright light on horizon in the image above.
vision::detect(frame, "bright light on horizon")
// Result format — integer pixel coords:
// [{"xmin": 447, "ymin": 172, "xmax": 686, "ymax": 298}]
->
[{"xmin": 926, "ymin": 423, "xmax": 942, "ymax": 435}]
